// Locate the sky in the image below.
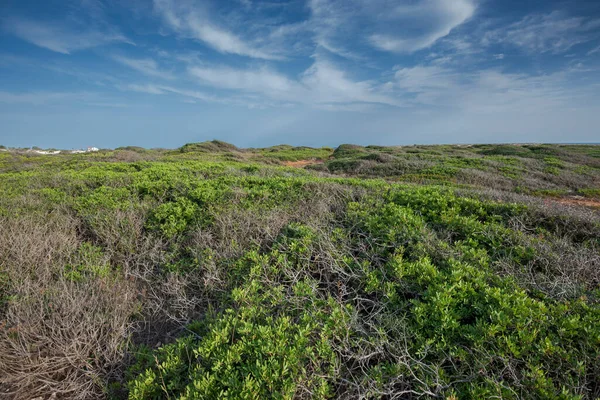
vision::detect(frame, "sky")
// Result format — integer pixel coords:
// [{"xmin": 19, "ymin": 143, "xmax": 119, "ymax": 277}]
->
[{"xmin": 1, "ymin": 0, "xmax": 600, "ymax": 149}]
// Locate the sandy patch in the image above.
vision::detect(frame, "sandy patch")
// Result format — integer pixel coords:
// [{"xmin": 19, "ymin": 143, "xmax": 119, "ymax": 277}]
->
[{"xmin": 551, "ymin": 197, "xmax": 600, "ymax": 208}]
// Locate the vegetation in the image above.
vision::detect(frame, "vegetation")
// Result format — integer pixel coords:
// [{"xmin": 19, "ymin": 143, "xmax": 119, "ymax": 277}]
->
[{"xmin": 0, "ymin": 142, "xmax": 598, "ymax": 399}]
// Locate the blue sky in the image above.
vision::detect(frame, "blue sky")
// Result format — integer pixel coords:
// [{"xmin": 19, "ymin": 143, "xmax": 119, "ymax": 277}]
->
[{"xmin": 1, "ymin": 0, "xmax": 600, "ymax": 148}]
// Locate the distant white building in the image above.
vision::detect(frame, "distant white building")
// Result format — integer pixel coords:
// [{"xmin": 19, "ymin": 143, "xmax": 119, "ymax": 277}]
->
[{"xmin": 71, "ymin": 147, "xmax": 99, "ymax": 154}]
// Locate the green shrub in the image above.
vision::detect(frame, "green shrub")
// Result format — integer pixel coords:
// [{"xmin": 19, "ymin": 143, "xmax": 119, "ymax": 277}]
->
[
  {"xmin": 332, "ymin": 144, "xmax": 368, "ymax": 158},
  {"xmin": 578, "ymin": 188, "xmax": 600, "ymax": 198},
  {"xmin": 258, "ymin": 147, "xmax": 333, "ymax": 162},
  {"xmin": 63, "ymin": 242, "xmax": 111, "ymax": 282},
  {"xmin": 147, "ymin": 197, "xmax": 200, "ymax": 237},
  {"xmin": 179, "ymin": 140, "xmax": 239, "ymax": 153},
  {"xmin": 127, "ymin": 248, "xmax": 350, "ymax": 400},
  {"xmin": 479, "ymin": 145, "xmax": 530, "ymax": 157}
]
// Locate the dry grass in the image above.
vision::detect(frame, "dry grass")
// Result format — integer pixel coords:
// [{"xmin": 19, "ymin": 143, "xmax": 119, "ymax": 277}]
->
[{"xmin": 0, "ymin": 216, "xmax": 138, "ymax": 399}]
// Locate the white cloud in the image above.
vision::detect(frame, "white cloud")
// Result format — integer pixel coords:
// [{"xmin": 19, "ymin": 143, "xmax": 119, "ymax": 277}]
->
[
  {"xmin": 388, "ymin": 64, "xmax": 591, "ymax": 116},
  {"xmin": 122, "ymin": 83, "xmax": 241, "ymax": 105},
  {"xmin": 125, "ymin": 84, "xmax": 167, "ymax": 95},
  {"xmin": 301, "ymin": 60, "xmax": 401, "ymax": 106},
  {"xmin": 159, "ymin": 85, "xmax": 227, "ymax": 103},
  {"xmin": 187, "ymin": 59, "xmax": 400, "ymax": 107},
  {"xmin": 309, "ymin": 0, "xmax": 476, "ymax": 56},
  {"xmin": 2, "ymin": 17, "xmax": 131, "ymax": 54},
  {"xmin": 112, "ymin": 55, "xmax": 174, "ymax": 80},
  {"xmin": 394, "ymin": 65, "xmax": 458, "ymax": 91},
  {"xmin": 189, "ymin": 66, "xmax": 295, "ymax": 93},
  {"xmin": 392, "ymin": 65, "xmax": 461, "ymax": 105},
  {"xmin": 188, "ymin": 23, "xmax": 277, "ymax": 60},
  {"xmin": 153, "ymin": 0, "xmax": 281, "ymax": 60},
  {"xmin": 369, "ymin": 0, "xmax": 476, "ymax": 53},
  {"xmin": 483, "ymin": 11, "xmax": 600, "ymax": 54},
  {"xmin": 588, "ymin": 44, "xmax": 600, "ymax": 56}
]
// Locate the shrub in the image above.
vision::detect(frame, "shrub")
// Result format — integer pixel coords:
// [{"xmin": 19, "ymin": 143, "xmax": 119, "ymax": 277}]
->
[
  {"xmin": 179, "ymin": 140, "xmax": 239, "ymax": 153},
  {"xmin": 578, "ymin": 188, "xmax": 600, "ymax": 198},
  {"xmin": 479, "ymin": 145, "xmax": 530, "ymax": 157},
  {"xmin": 147, "ymin": 197, "xmax": 200, "ymax": 237},
  {"xmin": 127, "ymin": 248, "xmax": 350, "ymax": 400},
  {"xmin": 332, "ymin": 144, "xmax": 368, "ymax": 158},
  {"xmin": 0, "ymin": 216, "xmax": 138, "ymax": 399}
]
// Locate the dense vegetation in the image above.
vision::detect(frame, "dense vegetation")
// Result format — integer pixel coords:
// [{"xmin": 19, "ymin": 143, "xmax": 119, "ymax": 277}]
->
[{"xmin": 0, "ymin": 142, "xmax": 599, "ymax": 399}]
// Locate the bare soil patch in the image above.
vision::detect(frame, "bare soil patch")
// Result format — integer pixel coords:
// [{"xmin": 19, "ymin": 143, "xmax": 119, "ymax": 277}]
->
[{"xmin": 551, "ymin": 196, "xmax": 600, "ymax": 208}]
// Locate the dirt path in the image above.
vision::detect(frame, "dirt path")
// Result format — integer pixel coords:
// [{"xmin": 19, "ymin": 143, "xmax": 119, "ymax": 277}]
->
[
  {"xmin": 283, "ymin": 159, "xmax": 324, "ymax": 168},
  {"xmin": 551, "ymin": 197, "xmax": 600, "ymax": 208}
]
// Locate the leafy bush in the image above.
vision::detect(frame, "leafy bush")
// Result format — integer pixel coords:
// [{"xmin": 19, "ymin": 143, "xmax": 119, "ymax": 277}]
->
[
  {"xmin": 332, "ymin": 144, "xmax": 368, "ymax": 158},
  {"xmin": 128, "ymin": 246, "xmax": 349, "ymax": 400},
  {"xmin": 579, "ymin": 188, "xmax": 600, "ymax": 198},
  {"xmin": 147, "ymin": 197, "xmax": 200, "ymax": 237},
  {"xmin": 179, "ymin": 140, "xmax": 240, "ymax": 153},
  {"xmin": 479, "ymin": 145, "xmax": 531, "ymax": 157},
  {"xmin": 258, "ymin": 146, "xmax": 333, "ymax": 162}
]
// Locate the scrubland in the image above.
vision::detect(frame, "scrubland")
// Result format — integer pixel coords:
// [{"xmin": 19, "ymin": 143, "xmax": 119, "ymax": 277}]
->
[{"xmin": 0, "ymin": 141, "xmax": 599, "ymax": 399}]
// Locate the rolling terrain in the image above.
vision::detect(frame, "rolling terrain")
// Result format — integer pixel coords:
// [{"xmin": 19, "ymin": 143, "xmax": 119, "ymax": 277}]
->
[{"xmin": 0, "ymin": 142, "xmax": 599, "ymax": 399}]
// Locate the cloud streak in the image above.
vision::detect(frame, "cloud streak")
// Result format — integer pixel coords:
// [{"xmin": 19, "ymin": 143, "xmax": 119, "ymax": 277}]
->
[
  {"xmin": 0, "ymin": 91, "xmax": 79, "ymax": 105},
  {"xmin": 112, "ymin": 55, "xmax": 175, "ymax": 80},
  {"xmin": 483, "ymin": 11, "xmax": 600, "ymax": 54},
  {"xmin": 187, "ymin": 59, "xmax": 401, "ymax": 107},
  {"xmin": 309, "ymin": 0, "xmax": 476, "ymax": 56},
  {"xmin": 123, "ymin": 83, "xmax": 244, "ymax": 105},
  {"xmin": 2, "ymin": 17, "xmax": 131, "ymax": 54},
  {"xmin": 389, "ymin": 64, "xmax": 593, "ymax": 115},
  {"xmin": 369, "ymin": 0, "xmax": 476, "ymax": 53},
  {"xmin": 153, "ymin": 0, "xmax": 282, "ymax": 60}
]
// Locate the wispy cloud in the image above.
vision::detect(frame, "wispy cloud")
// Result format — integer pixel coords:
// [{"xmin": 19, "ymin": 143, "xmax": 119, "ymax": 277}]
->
[
  {"xmin": 309, "ymin": 0, "xmax": 476, "ymax": 57},
  {"xmin": 123, "ymin": 83, "xmax": 236, "ymax": 105},
  {"xmin": 588, "ymin": 44, "xmax": 600, "ymax": 56},
  {"xmin": 112, "ymin": 55, "xmax": 175, "ymax": 80},
  {"xmin": 125, "ymin": 84, "xmax": 167, "ymax": 95},
  {"xmin": 301, "ymin": 59, "xmax": 401, "ymax": 106},
  {"xmin": 0, "ymin": 90, "xmax": 140, "ymax": 109},
  {"xmin": 153, "ymin": 0, "xmax": 282, "ymax": 60},
  {"xmin": 2, "ymin": 17, "xmax": 131, "ymax": 54},
  {"xmin": 86, "ymin": 102, "xmax": 131, "ymax": 108},
  {"xmin": 388, "ymin": 64, "xmax": 594, "ymax": 115},
  {"xmin": 188, "ymin": 65, "xmax": 296, "ymax": 93},
  {"xmin": 369, "ymin": 0, "xmax": 476, "ymax": 53},
  {"xmin": 394, "ymin": 66, "xmax": 459, "ymax": 91},
  {"xmin": 158, "ymin": 85, "xmax": 229, "ymax": 103},
  {"xmin": 0, "ymin": 91, "xmax": 88, "ymax": 105},
  {"xmin": 483, "ymin": 11, "xmax": 600, "ymax": 54},
  {"xmin": 187, "ymin": 59, "xmax": 400, "ymax": 107}
]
